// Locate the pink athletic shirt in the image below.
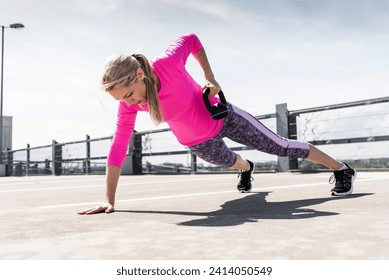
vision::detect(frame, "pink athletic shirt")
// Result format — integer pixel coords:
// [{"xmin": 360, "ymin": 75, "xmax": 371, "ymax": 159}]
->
[{"xmin": 107, "ymin": 33, "xmax": 224, "ymax": 167}]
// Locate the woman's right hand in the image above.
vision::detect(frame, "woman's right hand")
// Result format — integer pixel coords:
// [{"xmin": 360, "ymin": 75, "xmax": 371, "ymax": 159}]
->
[
  {"xmin": 203, "ymin": 80, "xmax": 221, "ymax": 97},
  {"xmin": 77, "ymin": 202, "xmax": 114, "ymax": 215}
]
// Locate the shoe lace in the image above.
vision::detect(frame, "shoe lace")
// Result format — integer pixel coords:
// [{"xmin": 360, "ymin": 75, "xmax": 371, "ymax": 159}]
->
[
  {"xmin": 238, "ymin": 170, "xmax": 254, "ymax": 184},
  {"xmin": 329, "ymin": 174, "xmax": 335, "ymax": 184},
  {"xmin": 329, "ymin": 170, "xmax": 353, "ymax": 187},
  {"xmin": 329, "ymin": 171, "xmax": 343, "ymax": 185}
]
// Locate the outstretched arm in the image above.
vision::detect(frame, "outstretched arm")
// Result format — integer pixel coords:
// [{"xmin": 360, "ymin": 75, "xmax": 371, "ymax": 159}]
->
[{"xmin": 78, "ymin": 103, "xmax": 138, "ymax": 215}]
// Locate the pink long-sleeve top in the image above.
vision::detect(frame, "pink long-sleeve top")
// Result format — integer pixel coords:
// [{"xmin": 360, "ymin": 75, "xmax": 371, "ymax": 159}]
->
[{"xmin": 107, "ymin": 33, "xmax": 224, "ymax": 167}]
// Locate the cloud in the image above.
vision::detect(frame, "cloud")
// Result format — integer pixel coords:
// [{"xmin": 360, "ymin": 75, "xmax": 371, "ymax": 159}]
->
[
  {"xmin": 69, "ymin": 0, "xmax": 120, "ymax": 15},
  {"xmin": 153, "ymin": 0, "xmax": 252, "ymax": 21}
]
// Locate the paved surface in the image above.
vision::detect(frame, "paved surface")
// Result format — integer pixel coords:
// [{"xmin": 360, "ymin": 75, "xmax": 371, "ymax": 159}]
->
[{"xmin": 0, "ymin": 172, "xmax": 388, "ymax": 260}]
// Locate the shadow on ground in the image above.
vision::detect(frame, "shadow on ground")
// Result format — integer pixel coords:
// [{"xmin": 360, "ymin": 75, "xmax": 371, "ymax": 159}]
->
[{"xmin": 116, "ymin": 192, "xmax": 373, "ymax": 227}]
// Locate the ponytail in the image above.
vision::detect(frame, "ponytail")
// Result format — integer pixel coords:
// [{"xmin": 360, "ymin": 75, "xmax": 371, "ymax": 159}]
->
[{"xmin": 132, "ymin": 54, "xmax": 163, "ymax": 124}]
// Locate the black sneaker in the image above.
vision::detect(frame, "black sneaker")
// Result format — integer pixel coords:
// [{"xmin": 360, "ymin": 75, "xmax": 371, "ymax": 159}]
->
[
  {"xmin": 237, "ymin": 160, "xmax": 255, "ymax": 193},
  {"xmin": 329, "ymin": 162, "xmax": 357, "ymax": 196}
]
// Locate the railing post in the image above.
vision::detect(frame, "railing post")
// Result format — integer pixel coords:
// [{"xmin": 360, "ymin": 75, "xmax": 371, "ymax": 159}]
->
[
  {"xmin": 5, "ymin": 148, "xmax": 12, "ymax": 176},
  {"xmin": 26, "ymin": 144, "xmax": 30, "ymax": 176},
  {"xmin": 133, "ymin": 133, "xmax": 143, "ymax": 174},
  {"xmin": 276, "ymin": 103, "xmax": 290, "ymax": 172},
  {"xmin": 52, "ymin": 140, "xmax": 62, "ymax": 176},
  {"xmin": 288, "ymin": 114, "xmax": 299, "ymax": 170},
  {"xmin": 85, "ymin": 134, "xmax": 91, "ymax": 174},
  {"xmin": 52, "ymin": 140, "xmax": 56, "ymax": 176},
  {"xmin": 190, "ymin": 152, "xmax": 197, "ymax": 173},
  {"xmin": 122, "ymin": 131, "xmax": 143, "ymax": 175}
]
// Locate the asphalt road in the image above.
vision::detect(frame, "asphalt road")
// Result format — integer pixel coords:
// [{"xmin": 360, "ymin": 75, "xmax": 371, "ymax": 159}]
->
[{"xmin": 1, "ymin": 171, "xmax": 388, "ymax": 260}]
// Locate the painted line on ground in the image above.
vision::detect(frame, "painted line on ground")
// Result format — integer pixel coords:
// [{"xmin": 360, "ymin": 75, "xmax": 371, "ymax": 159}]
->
[
  {"xmin": 6, "ymin": 174, "xmax": 389, "ymax": 195},
  {"xmin": 0, "ymin": 177, "xmax": 106, "ymax": 186},
  {"xmin": 3, "ymin": 174, "xmax": 386, "ymax": 209},
  {"xmin": 0, "ymin": 176, "xmax": 228, "ymax": 193},
  {"xmin": 37, "ymin": 182, "xmax": 333, "ymax": 209}
]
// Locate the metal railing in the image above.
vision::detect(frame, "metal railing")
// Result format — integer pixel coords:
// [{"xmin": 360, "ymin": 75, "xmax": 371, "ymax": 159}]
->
[
  {"xmin": 4, "ymin": 135, "xmax": 113, "ymax": 176},
  {"xmin": 2, "ymin": 96, "xmax": 389, "ymax": 176}
]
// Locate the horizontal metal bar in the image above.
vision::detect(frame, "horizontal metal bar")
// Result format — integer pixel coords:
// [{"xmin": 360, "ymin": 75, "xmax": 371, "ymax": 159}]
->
[
  {"xmin": 137, "ymin": 128, "xmax": 171, "ymax": 136},
  {"xmin": 55, "ymin": 136, "xmax": 113, "ymax": 146},
  {"xmin": 142, "ymin": 150, "xmax": 189, "ymax": 157},
  {"xmin": 89, "ymin": 156, "xmax": 108, "ymax": 161},
  {"xmin": 255, "ymin": 113, "xmax": 277, "ymax": 120},
  {"xmin": 88, "ymin": 136, "xmax": 113, "ymax": 142},
  {"xmin": 55, "ymin": 140, "xmax": 85, "ymax": 146},
  {"xmin": 61, "ymin": 156, "xmax": 107, "ymax": 162},
  {"xmin": 290, "ymin": 96, "xmax": 389, "ymax": 116},
  {"xmin": 10, "ymin": 144, "xmax": 52, "ymax": 152},
  {"xmin": 309, "ymin": 135, "xmax": 389, "ymax": 145}
]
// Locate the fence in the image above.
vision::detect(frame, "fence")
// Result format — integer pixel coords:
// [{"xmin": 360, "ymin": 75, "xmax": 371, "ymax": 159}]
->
[
  {"xmin": 2, "ymin": 96, "xmax": 389, "ymax": 176},
  {"xmin": 4, "ymin": 136, "xmax": 113, "ymax": 176}
]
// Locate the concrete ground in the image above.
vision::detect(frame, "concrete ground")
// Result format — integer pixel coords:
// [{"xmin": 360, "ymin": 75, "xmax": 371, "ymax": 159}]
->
[{"xmin": 0, "ymin": 172, "xmax": 388, "ymax": 260}]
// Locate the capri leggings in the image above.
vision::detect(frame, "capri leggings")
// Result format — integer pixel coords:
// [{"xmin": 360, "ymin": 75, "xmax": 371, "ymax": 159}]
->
[{"xmin": 188, "ymin": 104, "xmax": 311, "ymax": 168}]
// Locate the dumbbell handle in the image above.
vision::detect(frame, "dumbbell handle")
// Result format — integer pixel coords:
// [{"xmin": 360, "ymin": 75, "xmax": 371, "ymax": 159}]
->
[{"xmin": 203, "ymin": 88, "xmax": 227, "ymax": 105}]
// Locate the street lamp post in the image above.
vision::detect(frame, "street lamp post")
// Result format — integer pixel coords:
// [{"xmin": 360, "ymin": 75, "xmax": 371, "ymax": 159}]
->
[{"xmin": 0, "ymin": 23, "xmax": 24, "ymax": 172}]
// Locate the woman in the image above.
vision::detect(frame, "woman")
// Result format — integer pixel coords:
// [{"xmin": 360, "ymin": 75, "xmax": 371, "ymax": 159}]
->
[{"xmin": 78, "ymin": 33, "xmax": 356, "ymax": 215}]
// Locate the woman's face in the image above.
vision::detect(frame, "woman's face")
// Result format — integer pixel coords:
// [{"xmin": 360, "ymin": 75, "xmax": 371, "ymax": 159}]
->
[{"xmin": 108, "ymin": 69, "xmax": 147, "ymax": 105}]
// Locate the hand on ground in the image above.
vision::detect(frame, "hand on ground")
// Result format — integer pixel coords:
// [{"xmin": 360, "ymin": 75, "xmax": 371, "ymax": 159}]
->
[{"xmin": 77, "ymin": 202, "xmax": 114, "ymax": 215}]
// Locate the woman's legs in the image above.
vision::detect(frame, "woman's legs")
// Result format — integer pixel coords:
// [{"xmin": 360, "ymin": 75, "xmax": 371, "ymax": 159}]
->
[
  {"xmin": 231, "ymin": 154, "xmax": 250, "ymax": 171},
  {"xmin": 230, "ymin": 145, "xmax": 344, "ymax": 172},
  {"xmin": 231, "ymin": 144, "xmax": 344, "ymax": 173},
  {"xmin": 305, "ymin": 144, "xmax": 343, "ymax": 171}
]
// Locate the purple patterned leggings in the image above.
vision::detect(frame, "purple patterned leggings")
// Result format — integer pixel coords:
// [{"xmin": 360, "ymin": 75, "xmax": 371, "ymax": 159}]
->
[{"xmin": 188, "ymin": 104, "xmax": 311, "ymax": 167}]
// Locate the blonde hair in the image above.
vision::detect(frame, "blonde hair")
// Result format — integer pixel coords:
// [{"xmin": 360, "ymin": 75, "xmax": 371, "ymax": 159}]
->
[{"xmin": 101, "ymin": 53, "xmax": 163, "ymax": 124}]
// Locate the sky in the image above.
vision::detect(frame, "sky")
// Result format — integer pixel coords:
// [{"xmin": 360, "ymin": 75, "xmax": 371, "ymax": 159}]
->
[{"xmin": 1, "ymin": 0, "xmax": 389, "ymax": 150}]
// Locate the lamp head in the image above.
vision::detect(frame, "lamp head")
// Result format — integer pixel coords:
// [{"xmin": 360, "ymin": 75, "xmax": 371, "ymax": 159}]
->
[{"xmin": 10, "ymin": 23, "xmax": 25, "ymax": 29}]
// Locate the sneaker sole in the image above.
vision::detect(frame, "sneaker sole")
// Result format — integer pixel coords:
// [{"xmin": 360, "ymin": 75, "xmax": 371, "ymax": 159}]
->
[
  {"xmin": 331, "ymin": 170, "xmax": 357, "ymax": 196},
  {"xmin": 239, "ymin": 187, "xmax": 252, "ymax": 193}
]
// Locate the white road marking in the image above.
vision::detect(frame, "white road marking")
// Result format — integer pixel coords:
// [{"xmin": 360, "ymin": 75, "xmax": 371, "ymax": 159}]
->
[
  {"xmin": 0, "ymin": 177, "xmax": 104, "ymax": 186},
  {"xmin": 0, "ymin": 184, "xmax": 103, "ymax": 193},
  {"xmin": 38, "ymin": 181, "xmax": 330, "ymax": 209},
  {"xmin": 2, "ymin": 174, "xmax": 387, "ymax": 209},
  {"xmin": 0, "ymin": 176, "xmax": 224, "ymax": 193}
]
